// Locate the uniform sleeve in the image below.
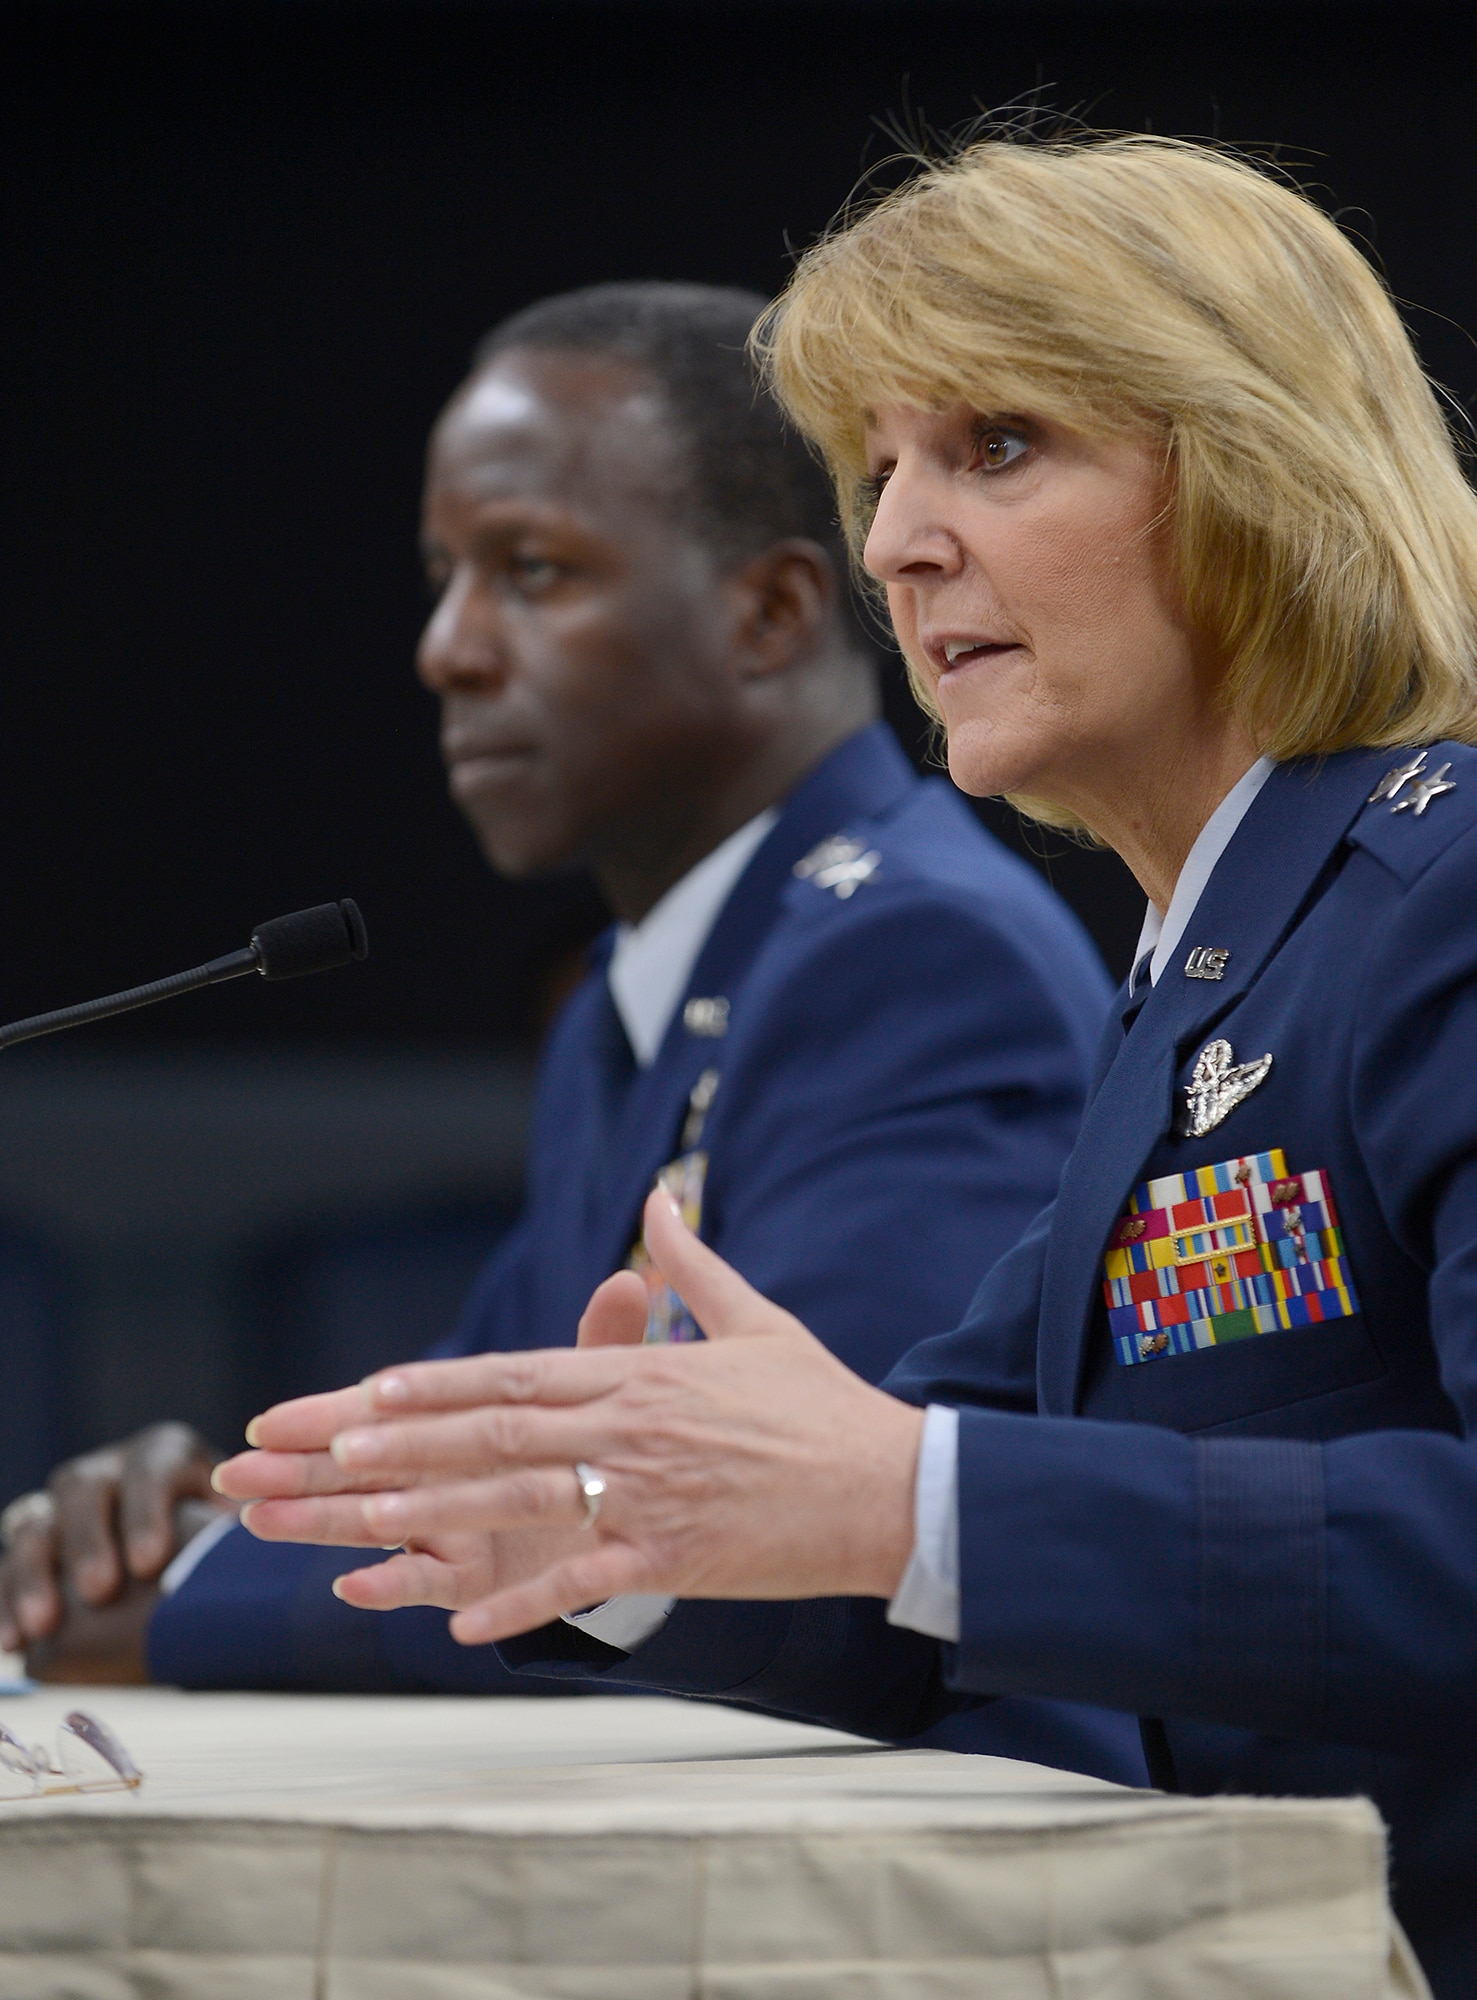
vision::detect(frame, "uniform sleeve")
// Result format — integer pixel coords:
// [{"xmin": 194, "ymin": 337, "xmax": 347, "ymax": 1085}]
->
[
  {"xmin": 707, "ymin": 889, "xmax": 1105, "ymax": 1383},
  {"xmin": 149, "ymin": 1222, "xmax": 546, "ymax": 1689}
]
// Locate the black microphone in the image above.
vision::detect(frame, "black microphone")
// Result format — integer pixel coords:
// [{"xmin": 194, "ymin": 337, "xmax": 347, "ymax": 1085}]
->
[{"xmin": 0, "ymin": 900, "xmax": 368, "ymax": 1053}]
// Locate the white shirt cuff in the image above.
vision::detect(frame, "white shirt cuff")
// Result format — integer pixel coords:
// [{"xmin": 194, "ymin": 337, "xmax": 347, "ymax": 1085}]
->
[
  {"xmin": 561, "ymin": 1593, "xmax": 674, "ymax": 1653},
  {"xmin": 886, "ymin": 1402, "xmax": 961, "ymax": 1643},
  {"xmin": 159, "ymin": 1511, "xmax": 240, "ymax": 1596}
]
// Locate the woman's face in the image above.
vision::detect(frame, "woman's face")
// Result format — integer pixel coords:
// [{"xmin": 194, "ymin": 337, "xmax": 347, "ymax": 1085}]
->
[{"xmin": 862, "ymin": 403, "xmax": 1218, "ymax": 820}]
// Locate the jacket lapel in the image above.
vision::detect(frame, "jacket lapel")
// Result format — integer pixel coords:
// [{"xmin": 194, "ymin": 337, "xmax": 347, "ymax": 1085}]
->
[
  {"xmin": 1037, "ymin": 748, "xmax": 1391, "ymax": 1414},
  {"xmin": 586, "ymin": 724, "xmax": 917, "ymax": 1284}
]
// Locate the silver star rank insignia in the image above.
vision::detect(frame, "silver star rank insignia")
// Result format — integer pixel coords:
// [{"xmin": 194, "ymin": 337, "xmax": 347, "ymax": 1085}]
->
[
  {"xmin": 1368, "ymin": 751, "xmax": 1429, "ymax": 805},
  {"xmin": 1369, "ymin": 748, "xmax": 1457, "ymax": 816},
  {"xmin": 1181, "ymin": 1037, "xmax": 1273, "ymax": 1138},
  {"xmin": 1392, "ymin": 761, "xmax": 1456, "ymax": 816},
  {"xmin": 793, "ymin": 833, "xmax": 881, "ymax": 900}
]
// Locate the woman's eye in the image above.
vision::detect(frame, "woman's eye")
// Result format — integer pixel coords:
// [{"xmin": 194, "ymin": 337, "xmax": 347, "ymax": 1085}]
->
[{"xmin": 970, "ymin": 426, "xmax": 1030, "ymax": 474}]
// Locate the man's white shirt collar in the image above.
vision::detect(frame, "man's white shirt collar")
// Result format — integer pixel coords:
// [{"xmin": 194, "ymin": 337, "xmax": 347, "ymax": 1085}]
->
[
  {"xmin": 606, "ymin": 809, "xmax": 779, "ymax": 1066},
  {"xmin": 1133, "ymin": 757, "xmax": 1275, "ymax": 988}
]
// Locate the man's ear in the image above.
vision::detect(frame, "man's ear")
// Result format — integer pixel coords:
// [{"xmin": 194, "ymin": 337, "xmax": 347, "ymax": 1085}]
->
[{"xmin": 728, "ymin": 539, "xmax": 835, "ymax": 680}]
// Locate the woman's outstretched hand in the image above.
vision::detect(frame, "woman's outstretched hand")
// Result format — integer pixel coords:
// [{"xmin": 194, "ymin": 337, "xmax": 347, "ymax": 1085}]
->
[{"xmin": 213, "ymin": 1186, "xmax": 925, "ymax": 1644}]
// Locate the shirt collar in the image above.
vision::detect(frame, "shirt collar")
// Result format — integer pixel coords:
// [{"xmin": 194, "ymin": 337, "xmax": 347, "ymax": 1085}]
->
[
  {"xmin": 607, "ymin": 808, "xmax": 779, "ymax": 1066},
  {"xmin": 1133, "ymin": 755, "xmax": 1276, "ymax": 988}
]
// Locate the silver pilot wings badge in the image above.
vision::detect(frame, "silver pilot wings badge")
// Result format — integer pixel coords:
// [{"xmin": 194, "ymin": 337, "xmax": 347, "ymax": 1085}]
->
[{"xmin": 1181, "ymin": 1037, "xmax": 1273, "ymax": 1138}]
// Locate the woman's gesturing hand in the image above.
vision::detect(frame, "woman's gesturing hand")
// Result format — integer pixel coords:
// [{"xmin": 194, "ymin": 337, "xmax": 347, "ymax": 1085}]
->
[{"xmin": 213, "ymin": 1187, "xmax": 925, "ymax": 1644}]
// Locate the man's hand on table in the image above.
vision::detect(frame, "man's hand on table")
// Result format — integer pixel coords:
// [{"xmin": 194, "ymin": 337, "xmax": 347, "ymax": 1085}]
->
[
  {"xmin": 215, "ymin": 1187, "xmax": 925, "ymax": 1646},
  {"xmin": 0, "ymin": 1423, "xmax": 238, "ymax": 1682}
]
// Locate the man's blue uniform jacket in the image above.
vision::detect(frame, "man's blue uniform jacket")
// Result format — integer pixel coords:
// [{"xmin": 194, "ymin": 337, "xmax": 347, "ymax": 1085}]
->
[
  {"xmin": 502, "ymin": 742, "xmax": 1477, "ymax": 1995},
  {"xmin": 151, "ymin": 724, "xmax": 1144, "ymax": 1785}
]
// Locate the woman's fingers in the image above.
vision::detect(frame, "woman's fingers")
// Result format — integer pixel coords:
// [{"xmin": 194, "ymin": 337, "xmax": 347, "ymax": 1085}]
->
[
  {"xmin": 330, "ymin": 1550, "xmax": 469, "ymax": 1611},
  {"xmin": 331, "ymin": 1524, "xmax": 592, "ymax": 1614},
  {"xmin": 241, "ymin": 1468, "xmax": 590, "ymax": 1546},
  {"xmin": 240, "ymin": 1495, "xmax": 411, "ymax": 1544},
  {"xmin": 352, "ymin": 1344, "xmax": 651, "ymax": 1423},
  {"xmin": 213, "ymin": 1447, "xmax": 410, "ymax": 1502},
  {"xmin": 576, "ymin": 1270, "xmax": 649, "ymax": 1347},
  {"xmin": 359, "ymin": 1470, "xmax": 584, "ymax": 1542},
  {"xmin": 243, "ymin": 1383, "xmax": 378, "ymax": 1452},
  {"xmin": 449, "ymin": 1539, "xmax": 656, "ymax": 1646},
  {"xmin": 326, "ymin": 1401, "xmax": 638, "ymax": 1479},
  {"xmin": 641, "ymin": 1187, "xmax": 809, "ymax": 1344}
]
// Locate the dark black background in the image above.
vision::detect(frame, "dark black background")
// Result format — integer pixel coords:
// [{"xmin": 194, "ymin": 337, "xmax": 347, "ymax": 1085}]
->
[{"xmin": 2, "ymin": 0, "xmax": 1472, "ymax": 1045}]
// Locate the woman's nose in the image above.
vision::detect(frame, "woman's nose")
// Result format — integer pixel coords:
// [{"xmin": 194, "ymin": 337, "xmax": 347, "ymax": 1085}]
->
[
  {"xmin": 416, "ymin": 569, "xmax": 506, "ymax": 692},
  {"xmin": 861, "ymin": 469, "xmax": 961, "ymax": 585}
]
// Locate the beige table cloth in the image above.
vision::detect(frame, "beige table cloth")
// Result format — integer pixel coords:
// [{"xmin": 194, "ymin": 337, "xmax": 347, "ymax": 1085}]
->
[{"xmin": 0, "ymin": 1685, "xmax": 1428, "ymax": 1998}]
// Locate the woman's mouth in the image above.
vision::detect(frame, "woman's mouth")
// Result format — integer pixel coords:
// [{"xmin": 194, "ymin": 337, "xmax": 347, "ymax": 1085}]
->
[{"xmin": 933, "ymin": 637, "xmax": 1022, "ymax": 675}]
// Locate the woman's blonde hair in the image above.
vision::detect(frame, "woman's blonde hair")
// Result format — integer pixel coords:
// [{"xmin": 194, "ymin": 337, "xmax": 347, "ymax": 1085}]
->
[{"xmin": 755, "ymin": 134, "xmax": 1477, "ymax": 807}]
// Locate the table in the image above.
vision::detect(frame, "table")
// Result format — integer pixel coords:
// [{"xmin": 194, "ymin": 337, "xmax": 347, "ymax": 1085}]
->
[{"xmin": 0, "ymin": 1685, "xmax": 1428, "ymax": 1998}]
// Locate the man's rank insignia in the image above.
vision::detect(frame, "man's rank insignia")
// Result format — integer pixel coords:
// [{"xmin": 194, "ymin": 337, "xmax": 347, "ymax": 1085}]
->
[
  {"xmin": 1181, "ymin": 1037, "xmax": 1272, "ymax": 1137},
  {"xmin": 793, "ymin": 833, "xmax": 881, "ymax": 899},
  {"xmin": 1103, "ymin": 1149, "xmax": 1361, "ymax": 1365}
]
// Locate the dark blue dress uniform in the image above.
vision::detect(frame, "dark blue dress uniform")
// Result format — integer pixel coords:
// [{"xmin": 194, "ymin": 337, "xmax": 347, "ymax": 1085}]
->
[
  {"xmin": 502, "ymin": 741, "xmax": 1477, "ymax": 1995},
  {"xmin": 149, "ymin": 723, "xmax": 1146, "ymax": 1784}
]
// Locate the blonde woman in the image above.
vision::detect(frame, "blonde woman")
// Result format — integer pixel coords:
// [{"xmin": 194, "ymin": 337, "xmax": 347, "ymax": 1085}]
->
[{"xmin": 225, "ymin": 137, "xmax": 1477, "ymax": 1991}]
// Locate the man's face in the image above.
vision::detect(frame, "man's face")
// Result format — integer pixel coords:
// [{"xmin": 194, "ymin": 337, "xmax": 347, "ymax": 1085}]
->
[{"xmin": 417, "ymin": 349, "xmax": 753, "ymax": 881}]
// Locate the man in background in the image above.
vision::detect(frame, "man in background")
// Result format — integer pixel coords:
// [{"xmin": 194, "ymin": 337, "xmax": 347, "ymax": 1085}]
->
[{"xmin": 0, "ymin": 283, "xmax": 1137, "ymax": 1777}]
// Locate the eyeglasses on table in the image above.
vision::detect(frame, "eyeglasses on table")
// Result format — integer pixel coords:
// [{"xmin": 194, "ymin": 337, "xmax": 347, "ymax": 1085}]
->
[{"xmin": 0, "ymin": 1710, "xmax": 142, "ymax": 1800}]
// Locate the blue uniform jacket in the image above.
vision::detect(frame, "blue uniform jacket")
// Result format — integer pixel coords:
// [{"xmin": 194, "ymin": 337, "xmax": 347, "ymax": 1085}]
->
[
  {"xmin": 512, "ymin": 742, "xmax": 1477, "ymax": 1994},
  {"xmin": 150, "ymin": 724, "xmax": 1144, "ymax": 1784}
]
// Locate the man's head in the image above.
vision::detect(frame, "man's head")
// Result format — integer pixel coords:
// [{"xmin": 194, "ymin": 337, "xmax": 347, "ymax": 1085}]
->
[{"xmin": 416, "ymin": 283, "xmax": 876, "ymax": 922}]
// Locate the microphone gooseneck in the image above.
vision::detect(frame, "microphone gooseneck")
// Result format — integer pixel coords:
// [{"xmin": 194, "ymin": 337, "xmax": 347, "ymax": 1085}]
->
[{"xmin": 0, "ymin": 899, "xmax": 368, "ymax": 1052}]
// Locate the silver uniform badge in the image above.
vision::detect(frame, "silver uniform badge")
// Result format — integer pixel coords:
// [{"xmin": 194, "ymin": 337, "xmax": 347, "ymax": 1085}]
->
[
  {"xmin": 683, "ymin": 996, "xmax": 729, "ymax": 1037},
  {"xmin": 793, "ymin": 833, "xmax": 881, "ymax": 900},
  {"xmin": 1184, "ymin": 946, "xmax": 1231, "ymax": 981},
  {"xmin": 1367, "ymin": 751, "xmax": 1428, "ymax": 805},
  {"xmin": 1368, "ymin": 749, "xmax": 1457, "ymax": 816},
  {"xmin": 1182, "ymin": 1037, "xmax": 1273, "ymax": 1138},
  {"xmin": 1393, "ymin": 762, "xmax": 1456, "ymax": 816}
]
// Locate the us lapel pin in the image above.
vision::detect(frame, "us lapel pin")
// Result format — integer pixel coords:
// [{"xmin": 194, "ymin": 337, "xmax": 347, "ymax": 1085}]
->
[
  {"xmin": 1184, "ymin": 946, "xmax": 1230, "ymax": 981},
  {"xmin": 683, "ymin": 997, "xmax": 729, "ymax": 1037},
  {"xmin": 1181, "ymin": 1037, "xmax": 1273, "ymax": 1138}
]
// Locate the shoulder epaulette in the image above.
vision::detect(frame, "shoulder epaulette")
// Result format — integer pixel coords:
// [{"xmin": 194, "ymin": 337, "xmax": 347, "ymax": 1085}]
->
[{"xmin": 1348, "ymin": 741, "xmax": 1477, "ymax": 885}]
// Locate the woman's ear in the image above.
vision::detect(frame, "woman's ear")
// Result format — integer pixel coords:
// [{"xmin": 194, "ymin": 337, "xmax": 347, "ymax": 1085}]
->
[{"xmin": 727, "ymin": 538, "xmax": 835, "ymax": 681}]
